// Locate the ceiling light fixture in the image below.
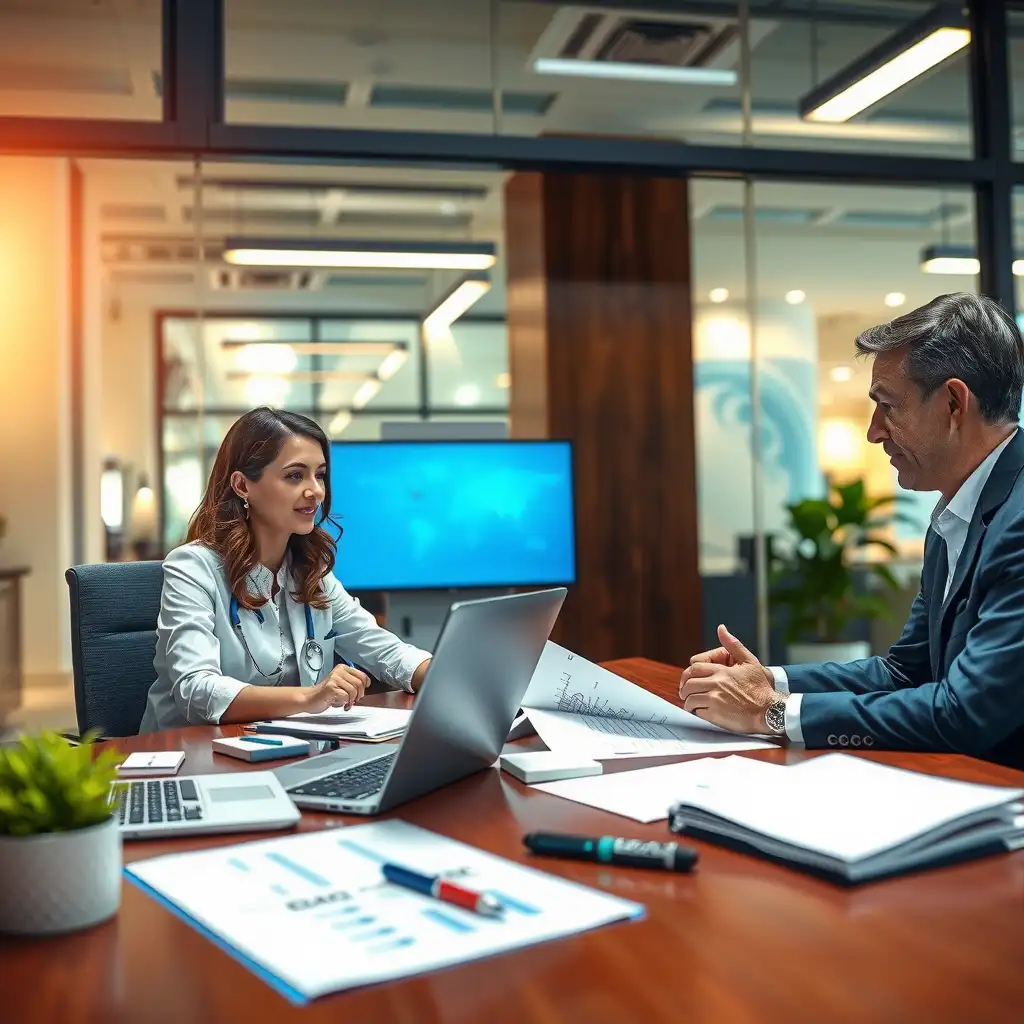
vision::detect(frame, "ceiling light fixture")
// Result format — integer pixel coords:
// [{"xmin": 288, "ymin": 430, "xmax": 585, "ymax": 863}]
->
[
  {"xmin": 223, "ymin": 238, "xmax": 496, "ymax": 271},
  {"xmin": 830, "ymin": 365, "xmax": 853, "ymax": 383},
  {"xmin": 453, "ymin": 383, "xmax": 482, "ymax": 407},
  {"xmin": 376, "ymin": 349, "xmax": 408, "ymax": 382},
  {"xmin": 919, "ymin": 245, "xmax": 979, "ymax": 275},
  {"xmin": 709, "ymin": 287, "xmax": 729, "ymax": 304},
  {"xmin": 533, "ymin": 57, "xmax": 738, "ymax": 87},
  {"xmin": 352, "ymin": 379, "xmax": 381, "ymax": 410},
  {"xmin": 884, "ymin": 291, "xmax": 907, "ymax": 307},
  {"xmin": 227, "ymin": 370, "xmax": 374, "ymax": 383},
  {"xmin": 328, "ymin": 411, "xmax": 352, "ymax": 436},
  {"xmin": 799, "ymin": 8, "xmax": 969, "ymax": 123},
  {"xmin": 220, "ymin": 340, "xmax": 406, "ymax": 357},
  {"xmin": 495, "ymin": 371, "xmax": 511, "ymax": 389},
  {"xmin": 920, "ymin": 245, "xmax": 1024, "ymax": 276},
  {"xmin": 785, "ymin": 289, "xmax": 806, "ymax": 305},
  {"xmin": 423, "ymin": 272, "xmax": 491, "ymax": 338}
]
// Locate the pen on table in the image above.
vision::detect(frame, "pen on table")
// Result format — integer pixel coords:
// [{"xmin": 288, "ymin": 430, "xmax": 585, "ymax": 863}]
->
[
  {"xmin": 523, "ymin": 832, "xmax": 699, "ymax": 873},
  {"xmin": 381, "ymin": 863, "xmax": 505, "ymax": 918},
  {"xmin": 239, "ymin": 734, "xmax": 285, "ymax": 746}
]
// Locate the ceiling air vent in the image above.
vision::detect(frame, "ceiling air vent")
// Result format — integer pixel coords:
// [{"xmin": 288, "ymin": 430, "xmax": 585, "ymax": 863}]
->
[
  {"xmin": 529, "ymin": 6, "xmax": 777, "ymax": 76},
  {"xmin": 210, "ymin": 268, "xmax": 324, "ymax": 291}
]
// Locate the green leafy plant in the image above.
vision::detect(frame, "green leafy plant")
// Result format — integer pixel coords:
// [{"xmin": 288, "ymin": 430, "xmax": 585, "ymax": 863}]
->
[
  {"xmin": 0, "ymin": 731, "xmax": 123, "ymax": 837},
  {"xmin": 770, "ymin": 478, "xmax": 912, "ymax": 645}
]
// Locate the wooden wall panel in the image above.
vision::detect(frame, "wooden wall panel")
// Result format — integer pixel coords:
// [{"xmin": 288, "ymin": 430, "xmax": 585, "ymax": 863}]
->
[{"xmin": 505, "ymin": 172, "xmax": 701, "ymax": 666}]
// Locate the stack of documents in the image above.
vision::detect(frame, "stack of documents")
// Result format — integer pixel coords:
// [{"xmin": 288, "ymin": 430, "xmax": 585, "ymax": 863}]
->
[
  {"xmin": 519, "ymin": 643, "xmax": 775, "ymax": 759},
  {"xmin": 666, "ymin": 753, "xmax": 1024, "ymax": 884},
  {"xmin": 251, "ymin": 705, "xmax": 412, "ymax": 742},
  {"xmin": 126, "ymin": 820, "xmax": 643, "ymax": 1002}
]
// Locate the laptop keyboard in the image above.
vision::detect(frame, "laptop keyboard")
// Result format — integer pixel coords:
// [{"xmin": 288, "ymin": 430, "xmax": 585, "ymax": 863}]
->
[
  {"xmin": 289, "ymin": 755, "xmax": 395, "ymax": 802},
  {"xmin": 113, "ymin": 779, "xmax": 202, "ymax": 827}
]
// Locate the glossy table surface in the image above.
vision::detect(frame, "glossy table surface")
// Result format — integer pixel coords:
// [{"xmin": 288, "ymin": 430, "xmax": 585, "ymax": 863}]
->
[{"xmin": 3, "ymin": 658, "xmax": 1024, "ymax": 1023}]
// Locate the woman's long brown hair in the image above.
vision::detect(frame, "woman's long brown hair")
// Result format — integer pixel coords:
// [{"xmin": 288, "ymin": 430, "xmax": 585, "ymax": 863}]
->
[{"xmin": 187, "ymin": 407, "xmax": 338, "ymax": 611}]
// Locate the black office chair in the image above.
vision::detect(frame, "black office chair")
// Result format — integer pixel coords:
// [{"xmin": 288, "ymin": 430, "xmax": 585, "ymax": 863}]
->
[{"xmin": 65, "ymin": 561, "xmax": 164, "ymax": 737}]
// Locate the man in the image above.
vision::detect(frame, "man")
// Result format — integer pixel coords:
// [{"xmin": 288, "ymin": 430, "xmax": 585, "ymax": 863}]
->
[{"xmin": 679, "ymin": 292, "xmax": 1024, "ymax": 768}]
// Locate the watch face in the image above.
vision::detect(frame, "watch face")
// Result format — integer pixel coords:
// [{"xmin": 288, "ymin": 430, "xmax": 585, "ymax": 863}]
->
[{"xmin": 766, "ymin": 701, "xmax": 786, "ymax": 734}]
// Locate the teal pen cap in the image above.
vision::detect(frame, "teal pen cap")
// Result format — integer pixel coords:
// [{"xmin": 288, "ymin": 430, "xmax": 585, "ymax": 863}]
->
[{"xmin": 240, "ymin": 735, "xmax": 285, "ymax": 746}]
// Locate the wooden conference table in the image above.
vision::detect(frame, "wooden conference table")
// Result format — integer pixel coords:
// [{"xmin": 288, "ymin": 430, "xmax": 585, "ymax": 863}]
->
[{"xmin": 3, "ymin": 659, "xmax": 1024, "ymax": 1023}]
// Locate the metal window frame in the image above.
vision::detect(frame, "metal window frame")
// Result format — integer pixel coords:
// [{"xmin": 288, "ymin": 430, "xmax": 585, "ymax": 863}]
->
[{"xmin": 0, "ymin": 0, "xmax": 1019, "ymax": 310}]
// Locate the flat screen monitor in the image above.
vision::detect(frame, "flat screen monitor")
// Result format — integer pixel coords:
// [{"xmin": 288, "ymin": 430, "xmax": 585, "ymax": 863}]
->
[{"xmin": 327, "ymin": 440, "xmax": 576, "ymax": 590}]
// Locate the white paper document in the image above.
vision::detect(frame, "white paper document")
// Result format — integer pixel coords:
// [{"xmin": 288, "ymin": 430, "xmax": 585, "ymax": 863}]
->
[
  {"xmin": 533, "ymin": 758, "xmax": 721, "ymax": 822},
  {"xmin": 258, "ymin": 706, "xmax": 413, "ymax": 740},
  {"xmin": 520, "ymin": 643, "xmax": 775, "ymax": 759},
  {"xmin": 126, "ymin": 820, "xmax": 643, "ymax": 1002}
]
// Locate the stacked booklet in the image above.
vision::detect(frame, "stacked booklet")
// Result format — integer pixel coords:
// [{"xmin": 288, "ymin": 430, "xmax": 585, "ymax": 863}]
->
[{"xmin": 667, "ymin": 753, "xmax": 1024, "ymax": 884}]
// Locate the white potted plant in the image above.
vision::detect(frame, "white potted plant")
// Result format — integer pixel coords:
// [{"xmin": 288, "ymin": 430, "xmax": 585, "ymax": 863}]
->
[
  {"xmin": 770, "ymin": 478, "xmax": 907, "ymax": 664},
  {"xmin": 0, "ymin": 731, "xmax": 124, "ymax": 935}
]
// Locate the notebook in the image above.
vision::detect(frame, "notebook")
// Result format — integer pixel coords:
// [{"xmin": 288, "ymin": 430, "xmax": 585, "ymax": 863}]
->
[
  {"xmin": 249, "ymin": 706, "xmax": 412, "ymax": 743},
  {"xmin": 116, "ymin": 751, "xmax": 186, "ymax": 777},
  {"xmin": 667, "ymin": 753, "xmax": 1024, "ymax": 884}
]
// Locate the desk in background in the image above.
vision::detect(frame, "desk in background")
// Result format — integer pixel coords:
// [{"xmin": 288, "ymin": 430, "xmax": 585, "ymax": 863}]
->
[
  {"xmin": 0, "ymin": 565, "xmax": 28, "ymax": 722},
  {"xmin": 1, "ymin": 658, "xmax": 1023, "ymax": 1022}
]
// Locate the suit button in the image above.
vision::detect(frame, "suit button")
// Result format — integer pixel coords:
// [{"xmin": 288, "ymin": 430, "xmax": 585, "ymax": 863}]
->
[
  {"xmin": 827, "ymin": 734, "xmax": 838, "ymax": 746},
  {"xmin": 864, "ymin": 736, "xmax": 874, "ymax": 747},
  {"xmin": 851, "ymin": 736, "xmax": 862, "ymax": 747},
  {"xmin": 839, "ymin": 735, "xmax": 849, "ymax": 746}
]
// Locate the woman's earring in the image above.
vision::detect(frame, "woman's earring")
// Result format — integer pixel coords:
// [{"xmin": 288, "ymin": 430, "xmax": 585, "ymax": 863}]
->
[{"xmin": 243, "ymin": 498, "xmax": 250, "ymax": 520}]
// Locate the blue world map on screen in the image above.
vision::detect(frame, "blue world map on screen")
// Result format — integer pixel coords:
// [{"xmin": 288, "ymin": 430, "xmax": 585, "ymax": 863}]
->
[{"xmin": 328, "ymin": 441, "xmax": 576, "ymax": 590}]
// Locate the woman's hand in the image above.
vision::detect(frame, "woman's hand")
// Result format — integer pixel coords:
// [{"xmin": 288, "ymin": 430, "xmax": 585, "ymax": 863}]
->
[{"xmin": 303, "ymin": 665, "xmax": 370, "ymax": 713}]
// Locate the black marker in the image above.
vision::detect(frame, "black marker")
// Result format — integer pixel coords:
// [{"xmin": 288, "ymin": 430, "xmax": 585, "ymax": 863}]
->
[{"xmin": 523, "ymin": 832, "xmax": 698, "ymax": 872}]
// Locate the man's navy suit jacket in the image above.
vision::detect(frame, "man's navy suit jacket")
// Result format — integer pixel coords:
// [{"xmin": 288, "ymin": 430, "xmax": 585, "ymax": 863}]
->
[{"xmin": 786, "ymin": 430, "xmax": 1024, "ymax": 769}]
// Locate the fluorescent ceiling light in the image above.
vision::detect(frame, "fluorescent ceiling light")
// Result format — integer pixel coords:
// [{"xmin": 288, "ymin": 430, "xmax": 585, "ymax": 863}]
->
[
  {"xmin": 785, "ymin": 289, "xmax": 806, "ymax": 305},
  {"xmin": 352, "ymin": 379, "xmax": 381, "ymax": 409},
  {"xmin": 534, "ymin": 57, "xmax": 737, "ymax": 87},
  {"xmin": 423, "ymin": 272, "xmax": 491, "ymax": 338},
  {"xmin": 233, "ymin": 343, "xmax": 298, "ymax": 375},
  {"xmin": 223, "ymin": 238, "xmax": 496, "ymax": 271},
  {"xmin": 453, "ymin": 383, "xmax": 482, "ymax": 407},
  {"xmin": 377, "ymin": 349, "xmax": 407, "ymax": 382},
  {"xmin": 919, "ymin": 245, "xmax": 979, "ymax": 275},
  {"xmin": 884, "ymin": 291, "xmax": 907, "ymax": 307},
  {"xmin": 830, "ymin": 365, "xmax": 853, "ymax": 383},
  {"xmin": 800, "ymin": 9, "xmax": 969, "ymax": 123},
  {"xmin": 227, "ymin": 370, "xmax": 373, "ymax": 383},
  {"xmin": 708, "ymin": 287, "xmax": 729, "ymax": 304},
  {"xmin": 328, "ymin": 411, "xmax": 352, "ymax": 436},
  {"xmin": 221, "ymin": 340, "xmax": 406, "ymax": 357}
]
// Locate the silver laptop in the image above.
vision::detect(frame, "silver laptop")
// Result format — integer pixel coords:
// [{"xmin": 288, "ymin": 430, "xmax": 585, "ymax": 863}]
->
[
  {"xmin": 273, "ymin": 588, "xmax": 566, "ymax": 815},
  {"xmin": 114, "ymin": 772, "xmax": 300, "ymax": 840}
]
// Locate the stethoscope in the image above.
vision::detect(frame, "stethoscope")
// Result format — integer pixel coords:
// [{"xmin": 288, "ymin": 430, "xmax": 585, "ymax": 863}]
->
[{"xmin": 229, "ymin": 595, "xmax": 324, "ymax": 678}]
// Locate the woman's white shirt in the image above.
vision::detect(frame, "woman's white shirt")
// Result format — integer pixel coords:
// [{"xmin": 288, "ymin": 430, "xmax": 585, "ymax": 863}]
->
[{"xmin": 138, "ymin": 543, "xmax": 431, "ymax": 732}]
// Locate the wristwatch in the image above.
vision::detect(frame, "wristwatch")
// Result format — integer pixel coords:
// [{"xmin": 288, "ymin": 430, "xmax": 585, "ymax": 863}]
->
[{"xmin": 764, "ymin": 697, "xmax": 788, "ymax": 737}]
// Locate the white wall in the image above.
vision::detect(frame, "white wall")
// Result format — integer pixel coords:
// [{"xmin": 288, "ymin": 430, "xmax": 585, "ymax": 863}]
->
[{"xmin": 0, "ymin": 157, "xmax": 73, "ymax": 676}]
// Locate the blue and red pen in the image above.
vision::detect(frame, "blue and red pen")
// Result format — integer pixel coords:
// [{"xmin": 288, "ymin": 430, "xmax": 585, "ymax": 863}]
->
[{"xmin": 382, "ymin": 863, "xmax": 505, "ymax": 918}]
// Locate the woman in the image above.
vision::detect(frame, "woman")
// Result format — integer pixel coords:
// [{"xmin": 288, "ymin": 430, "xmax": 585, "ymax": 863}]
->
[{"xmin": 139, "ymin": 408, "xmax": 432, "ymax": 732}]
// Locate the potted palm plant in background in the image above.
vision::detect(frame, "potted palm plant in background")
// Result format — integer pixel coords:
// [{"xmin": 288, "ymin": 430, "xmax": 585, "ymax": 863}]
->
[
  {"xmin": 770, "ymin": 478, "xmax": 909, "ymax": 665},
  {"xmin": 0, "ymin": 731, "xmax": 123, "ymax": 935}
]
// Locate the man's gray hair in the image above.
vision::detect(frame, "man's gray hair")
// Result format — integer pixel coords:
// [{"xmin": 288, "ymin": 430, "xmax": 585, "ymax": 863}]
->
[{"xmin": 856, "ymin": 292, "xmax": 1024, "ymax": 424}]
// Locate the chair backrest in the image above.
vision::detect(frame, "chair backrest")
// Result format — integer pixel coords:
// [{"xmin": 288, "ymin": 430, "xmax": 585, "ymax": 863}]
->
[{"xmin": 65, "ymin": 561, "xmax": 164, "ymax": 737}]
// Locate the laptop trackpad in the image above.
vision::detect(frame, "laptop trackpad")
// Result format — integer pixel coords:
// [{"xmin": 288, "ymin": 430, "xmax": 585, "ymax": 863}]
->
[{"xmin": 272, "ymin": 744, "xmax": 398, "ymax": 789}]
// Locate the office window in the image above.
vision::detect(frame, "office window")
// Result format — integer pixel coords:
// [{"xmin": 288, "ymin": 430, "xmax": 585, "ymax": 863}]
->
[
  {"xmin": 691, "ymin": 178, "xmax": 976, "ymax": 657},
  {"xmin": 0, "ymin": 0, "xmax": 163, "ymax": 121},
  {"xmin": 222, "ymin": 0, "xmax": 971, "ymax": 157}
]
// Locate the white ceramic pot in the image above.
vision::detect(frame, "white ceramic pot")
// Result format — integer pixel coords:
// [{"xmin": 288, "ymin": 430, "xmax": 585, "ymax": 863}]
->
[
  {"xmin": 786, "ymin": 641, "xmax": 871, "ymax": 665},
  {"xmin": 0, "ymin": 815, "xmax": 121, "ymax": 935}
]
